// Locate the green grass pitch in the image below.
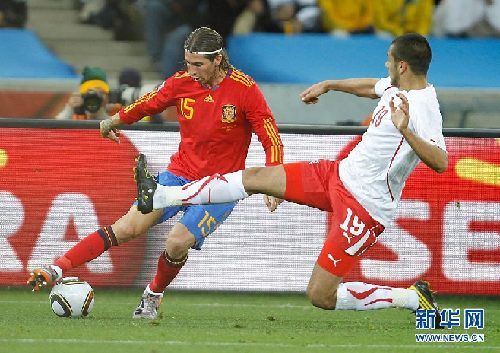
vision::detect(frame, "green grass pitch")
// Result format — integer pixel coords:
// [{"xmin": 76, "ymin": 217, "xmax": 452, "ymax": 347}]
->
[{"xmin": 0, "ymin": 287, "xmax": 498, "ymax": 353}]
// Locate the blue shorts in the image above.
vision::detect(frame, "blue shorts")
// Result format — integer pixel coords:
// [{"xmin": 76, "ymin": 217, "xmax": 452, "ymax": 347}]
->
[{"xmin": 155, "ymin": 170, "xmax": 236, "ymax": 250}]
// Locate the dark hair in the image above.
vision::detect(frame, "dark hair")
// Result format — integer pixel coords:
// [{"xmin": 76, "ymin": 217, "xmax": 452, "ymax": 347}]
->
[
  {"xmin": 184, "ymin": 27, "xmax": 232, "ymax": 71},
  {"xmin": 391, "ymin": 33, "xmax": 432, "ymax": 75}
]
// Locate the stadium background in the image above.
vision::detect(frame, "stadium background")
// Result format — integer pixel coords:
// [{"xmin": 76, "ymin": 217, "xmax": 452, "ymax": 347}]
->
[{"xmin": 0, "ymin": 1, "xmax": 499, "ymax": 297}]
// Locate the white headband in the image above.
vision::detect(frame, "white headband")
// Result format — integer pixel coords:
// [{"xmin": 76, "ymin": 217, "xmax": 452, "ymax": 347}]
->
[{"xmin": 185, "ymin": 48, "xmax": 223, "ymax": 55}]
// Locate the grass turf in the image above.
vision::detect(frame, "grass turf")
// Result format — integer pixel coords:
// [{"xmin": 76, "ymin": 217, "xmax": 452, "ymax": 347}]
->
[{"xmin": 0, "ymin": 287, "xmax": 498, "ymax": 353}]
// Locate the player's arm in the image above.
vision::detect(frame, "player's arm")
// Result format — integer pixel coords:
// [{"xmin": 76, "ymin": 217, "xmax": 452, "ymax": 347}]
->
[
  {"xmin": 245, "ymin": 83, "xmax": 285, "ymax": 211},
  {"xmin": 390, "ymin": 93, "xmax": 448, "ymax": 173},
  {"xmin": 300, "ymin": 78, "xmax": 379, "ymax": 104},
  {"xmin": 401, "ymin": 127, "xmax": 448, "ymax": 173}
]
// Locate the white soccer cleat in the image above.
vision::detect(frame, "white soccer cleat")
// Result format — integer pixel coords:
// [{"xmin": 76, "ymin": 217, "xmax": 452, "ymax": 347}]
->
[{"xmin": 132, "ymin": 289, "xmax": 163, "ymax": 320}]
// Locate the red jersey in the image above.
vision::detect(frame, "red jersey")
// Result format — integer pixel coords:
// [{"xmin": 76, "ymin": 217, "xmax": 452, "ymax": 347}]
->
[{"xmin": 119, "ymin": 69, "xmax": 283, "ymax": 180}]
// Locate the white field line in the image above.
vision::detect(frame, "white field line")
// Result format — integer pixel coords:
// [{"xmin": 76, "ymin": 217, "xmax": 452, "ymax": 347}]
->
[
  {"xmin": 0, "ymin": 300, "xmax": 314, "ymax": 309},
  {"xmin": 1, "ymin": 299, "xmax": 499, "ymax": 312},
  {"xmin": 0, "ymin": 338, "xmax": 497, "ymax": 350}
]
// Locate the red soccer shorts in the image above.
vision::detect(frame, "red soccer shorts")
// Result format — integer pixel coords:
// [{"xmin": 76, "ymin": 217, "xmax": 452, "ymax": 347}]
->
[{"xmin": 283, "ymin": 160, "xmax": 385, "ymax": 277}]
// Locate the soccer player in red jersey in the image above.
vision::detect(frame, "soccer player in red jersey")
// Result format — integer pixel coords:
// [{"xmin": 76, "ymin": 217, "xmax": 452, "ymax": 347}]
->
[{"xmin": 27, "ymin": 27, "xmax": 284, "ymax": 319}]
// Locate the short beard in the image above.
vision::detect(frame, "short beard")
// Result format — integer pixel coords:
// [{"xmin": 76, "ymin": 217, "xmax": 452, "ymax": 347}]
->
[
  {"xmin": 205, "ymin": 66, "xmax": 224, "ymax": 86},
  {"xmin": 391, "ymin": 74, "xmax": 399, "ymax": 87}
]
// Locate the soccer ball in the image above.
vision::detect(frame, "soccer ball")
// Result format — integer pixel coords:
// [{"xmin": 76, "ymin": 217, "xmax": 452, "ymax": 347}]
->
[{"xmin": 49, "ymin": 277, "xmax": 94, "ymax": 318}]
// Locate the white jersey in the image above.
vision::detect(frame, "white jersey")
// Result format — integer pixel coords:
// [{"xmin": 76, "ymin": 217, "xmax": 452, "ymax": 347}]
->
[{"xmin": 339, "ymin": 77, "xmax": 447, "ymax": 226}]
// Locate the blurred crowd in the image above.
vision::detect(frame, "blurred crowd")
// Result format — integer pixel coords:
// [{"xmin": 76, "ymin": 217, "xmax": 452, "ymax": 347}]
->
[
  {"xmin": 3, "ymin": 1, "xmax": 500, "ymax": 43},
  {"xmin": 4, "ymin": 1, "xmax": 500, "ymax": 79},
  {"xmin": 70, "ymin": 0, "xmax": 500, "ymax": 78}
]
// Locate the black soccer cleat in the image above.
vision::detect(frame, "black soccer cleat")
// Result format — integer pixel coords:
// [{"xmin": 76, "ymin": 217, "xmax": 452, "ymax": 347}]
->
[
  {"xmin": 134, "ymin": 153, "xmax": 157, "ymax": 214},
  {"xmin": 410, "ymin": 280, "xmax": 443, "ymax": 329}
]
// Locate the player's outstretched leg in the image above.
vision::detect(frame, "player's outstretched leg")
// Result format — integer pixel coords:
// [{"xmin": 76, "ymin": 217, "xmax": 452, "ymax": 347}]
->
[
  {"xmin": 134, "ymin": 153, "xmax": 157, "ymax": 214},
  {"xmin": 27, "ymin": 265, "xmax": 62, "ymax": 291},
  {"xmin": 409, "ymin": 280, "xmax": 442, "ymax": 328}
]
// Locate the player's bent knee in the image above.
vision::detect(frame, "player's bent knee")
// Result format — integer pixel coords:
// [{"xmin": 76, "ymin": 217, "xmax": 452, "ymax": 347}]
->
[
  {"xmin": 113, "ymin": 209, "xmax": 159, "ymax": 244},
  {"xmin": 113, "ymin": 222, "xmax": 143, "ymax": 244},
  {"xmin": 308, "ymin": 293, "xmax": 336, "ymax": 310},
  {"xmin": 306, "ymin": 285, "xmax": 337, "ymax": 310},
  {"xmin": 165, "ymin": 234, "xmax": 192, "ymax": 259}
]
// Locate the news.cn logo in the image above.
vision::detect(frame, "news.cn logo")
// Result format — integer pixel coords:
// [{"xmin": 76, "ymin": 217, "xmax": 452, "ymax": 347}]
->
[{"xmin": 415, "ymin": 308, "xmax": 485, "ymax": 343}]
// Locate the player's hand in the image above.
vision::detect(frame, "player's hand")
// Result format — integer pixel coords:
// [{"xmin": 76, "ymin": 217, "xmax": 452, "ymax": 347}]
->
[
  {"xmin": 390, "ymin": 93, "xmax": 410, "ymax": 132},
  {"xmin": 100, "ymin": 118, "xmax": 120, "ymax": 143},
  {"xmin": 300, "ymin": 81, "xmax": 328, "ymax": 104},
  {"xmin": 263, "ymin": 195, "xmax": 283, "ymax": 212}
]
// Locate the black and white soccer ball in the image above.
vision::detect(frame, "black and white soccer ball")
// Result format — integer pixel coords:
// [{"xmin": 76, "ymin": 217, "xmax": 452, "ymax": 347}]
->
[{"xmin": 49, "ymin": 277, "xmax": 94, "ymax": 318}]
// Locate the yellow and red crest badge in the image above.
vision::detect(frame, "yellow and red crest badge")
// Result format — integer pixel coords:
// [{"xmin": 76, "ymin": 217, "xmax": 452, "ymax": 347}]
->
[{"xmin": 221, "ymin": 104, "xmax": 237, "ymax": 123}]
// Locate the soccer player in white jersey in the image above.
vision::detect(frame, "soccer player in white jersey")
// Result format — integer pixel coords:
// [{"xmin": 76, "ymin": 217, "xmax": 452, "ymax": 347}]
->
[{"xmin": 135, "ymin": 33, "xmax": 448, "ymax": 324}]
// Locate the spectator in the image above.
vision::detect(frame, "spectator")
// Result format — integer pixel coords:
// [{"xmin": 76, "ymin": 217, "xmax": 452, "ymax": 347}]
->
[
  {"xmin": 108, "ymin": 0, "xmax": 145, "ymax": 41},
  {"xmin": 56, "ymin": 66, "xmax": 117, "ymax": 120},
  {"xmin": 317, "ymin": 0, "xmax": 373, "ymax": 37},
  {"xmin": 144, "ymin": 0, "xmax": 205, "ymax": 79},
  {"xmin": 78, "ymin": 1, "xmax": 145, "ymax": 41},
  {"xmin": 373, "ymin": 0, "xmax": 434, "ymax": 37},
  {"xmin": 232, "ymin": 0, "xmax": 279, "ymax": 34},
  {"xmin": 268, "ymin": 0, "xmax": 322, "ymax": 34},
  {"xmin": 118, "ymin": 67, "xmax": 142, "ymax": 88},
  {"xmin": 206, "ymin": 0, "xmax": 247, "ymax": 40},
  {"xmin": 108, "ymin": 67, "xmax": 143, "ymax": 106},
  {"xmin": 0, "ymin": 0, "xmax": 27, "ymax": 28},
  {"xmin": 432, "ymin": 0, "xmax": 500, "ymax": 37},
  {"xmin": 78, "ymin": 0, "xmax": 106, "ymax": 24}
]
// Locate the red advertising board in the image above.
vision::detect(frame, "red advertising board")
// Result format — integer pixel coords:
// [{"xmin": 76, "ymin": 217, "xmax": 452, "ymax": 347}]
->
[{"xmin": 0, "ymin": 127, "xmax": 499, "ymax": 294}]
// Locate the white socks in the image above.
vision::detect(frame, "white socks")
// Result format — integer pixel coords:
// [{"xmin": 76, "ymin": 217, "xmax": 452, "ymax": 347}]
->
[
  {"xmin": 335, "ymin": 282, "xmax": 419, "ymax": 311},
  {"xmin": 145, "ymin": 284, "xmax": 163, "ymax": 297},
  {"xmin": 50, "ymin": 264, "xmax": 63, "ymax": 281},
  {"xmin": 153, "ymin": 170, "xmax": 249, "ymax": 209}
]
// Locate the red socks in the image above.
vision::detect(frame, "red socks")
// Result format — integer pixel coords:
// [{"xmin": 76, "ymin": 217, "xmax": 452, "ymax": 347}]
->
[
  {"xmin": 148, "ymin": 251, "xmax": 188, "ymax": 293},
  {"xmin": 54, "ymin": 226, "xmax": 118, "ymax": 272}
]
